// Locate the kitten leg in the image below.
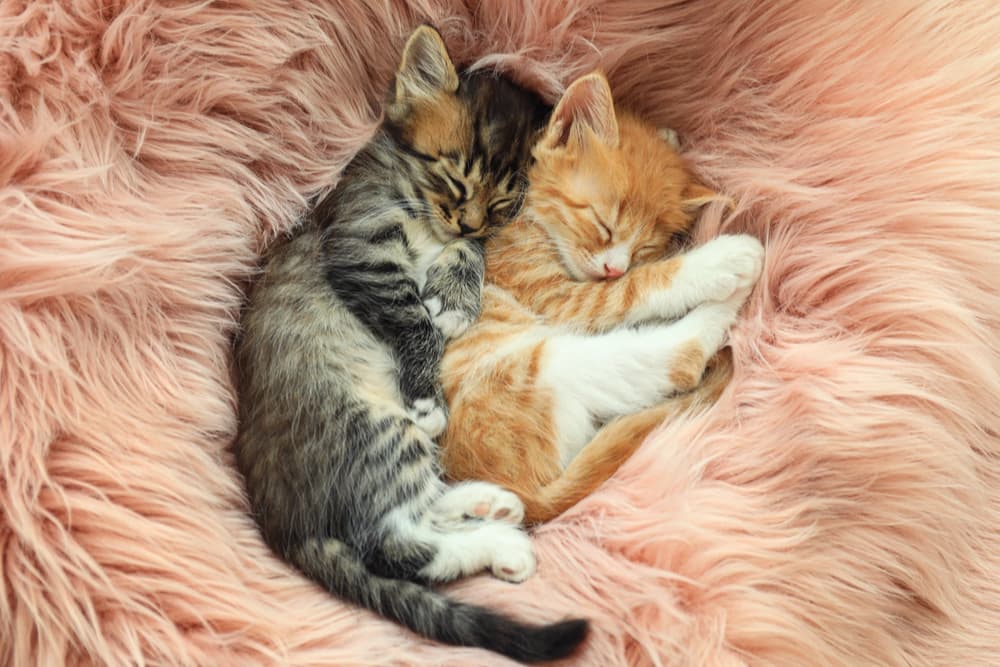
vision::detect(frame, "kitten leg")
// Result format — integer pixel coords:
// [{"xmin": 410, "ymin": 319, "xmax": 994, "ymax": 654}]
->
[
  {"xmin": 326, "ymin": 232, "xmax": 449, "ymax": 437},
  {"xmin": 427, "ymin": 481, "xmax": 525, "ymax": 528},
  {"xmin": 421, "ymin": 238, "xmax": 486, "ymax": 340},
  {"xmin": 540, "ymin": 294, "xmax": 745, "ymax": 464},
  {"xmin": 626, "ymin": 234, "xmax": 764, "ymax": 324},
  {"xmin": 385, "ymin": 509, "xmax": 537, "ymax": 584},
  {"xmin": 508, "ymin": 232, "xmax": 763, "ymax": 332},
  {"xmin": 519, "ymin": 349, "xmax": 735, "ymax": 523},
  {"xmin": 420, "ymin": 522, "xmax": 537, "ymax": 583}
]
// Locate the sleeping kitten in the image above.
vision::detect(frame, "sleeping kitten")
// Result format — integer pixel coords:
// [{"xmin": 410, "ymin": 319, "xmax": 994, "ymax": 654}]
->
[
  {"xmin": 439, "ymin": 72, "xmax": 764, "ymax": 523},
  {"xmin": 233, "ymin": 26, "xmax": 586, "ymax": 662}
]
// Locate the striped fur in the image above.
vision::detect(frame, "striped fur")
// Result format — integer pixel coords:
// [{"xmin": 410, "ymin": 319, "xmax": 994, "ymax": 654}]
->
[
  {"xmin": 233, "ymin": 27, "xmax": 585, "ymax": 663},
  {"xmin": 440, "ymin": 73, "xmax": 764, "ymax": 523}
]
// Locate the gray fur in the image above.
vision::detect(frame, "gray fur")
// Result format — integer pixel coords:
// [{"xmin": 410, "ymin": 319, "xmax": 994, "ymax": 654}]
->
[{"xmin": 233, "ymin": 27, "xmax": 585, "ymax": 663}]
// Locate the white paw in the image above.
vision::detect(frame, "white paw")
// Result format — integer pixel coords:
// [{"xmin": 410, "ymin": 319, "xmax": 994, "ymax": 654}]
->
[
  {"xmin": 686, "ymin": 301, "xmax": 739, "ymax": 346},
  {"xmin": 431, "ymin": 482, "xmax": 525, "ymax": 528},
  {"xmin": 424, "ymin": 297, "xmax": 473, "ymax": 340},
  {"xmin": 683, "ymin": 234, "xmax": 764, "ymax": 304},
  {"xmin": 408, "ymin": 398, "xmax": 447, "ymax": 437},
  {"xmin": 434, "ymin": 310, "xmax": 473, "ymax": 339},
  {"xmin": 489, "ymin": 528, "xmax": 537, "ymax": 583}
]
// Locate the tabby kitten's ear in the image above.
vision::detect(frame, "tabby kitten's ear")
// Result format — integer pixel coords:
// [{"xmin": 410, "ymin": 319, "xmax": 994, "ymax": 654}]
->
[
  {"xmin": 540, "ymin": 71, "xmax": 619, "ymax": 152},
  {"xmin": 387, "ymin": 25, "xmax": 459, "ymax": 121},
  {"xmin": 682, "ymin": 182, "xmax": 734, "ymax": 213}
]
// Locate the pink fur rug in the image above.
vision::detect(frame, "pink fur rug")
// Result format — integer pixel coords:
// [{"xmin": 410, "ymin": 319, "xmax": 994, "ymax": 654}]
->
[{"xmin": 4, "ymin": 1, "xmax": 1000, "ymax": 665}]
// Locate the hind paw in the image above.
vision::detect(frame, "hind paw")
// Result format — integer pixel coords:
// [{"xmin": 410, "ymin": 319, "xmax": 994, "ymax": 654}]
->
[
  {"xmin": 489, "ymin": 530, "xmax": 537, "ymax": 583},
  {"xmin": 431, "ymin": 482, "xmax": 525, "ymax": 528}
]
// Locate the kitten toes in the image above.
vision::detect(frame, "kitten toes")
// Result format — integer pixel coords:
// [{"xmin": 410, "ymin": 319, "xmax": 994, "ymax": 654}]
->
[
  {"xmin": 486, "ymin": 488, "xmax": 526, "ymax": 524},
  {"xmin": 469, "ymin": 486, "xmax": 525, "ymax": 524},
  {"xmin": 489, "ymin": 529, "xmax": 537, "ymax": 583},
  {"xmin": 408, "ymin": 398, "xmax": 448, "ymax": 437},
  {"xmin": 711, "ymin": 235, "xmax": 764, "ymax": 299},
  {"xmin": 424, "ymin": 296, "xmax": 473, "ymax": 339},
  {"xmin": 435, "ymin": 310, "xmax": 473, "ymax": 339},
  {"xmin": 431, "ymin": 482, "xmax": 526, "ymax": 527},
  {"xmin": 686, "ymin": 234, "xmax": 765, "ymax": 304}
]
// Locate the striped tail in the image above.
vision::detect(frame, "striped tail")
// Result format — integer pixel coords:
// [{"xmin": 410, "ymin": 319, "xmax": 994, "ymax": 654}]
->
[{"xmin": 290, "ymin": 539, "xmax": 588, "ymax": 663}]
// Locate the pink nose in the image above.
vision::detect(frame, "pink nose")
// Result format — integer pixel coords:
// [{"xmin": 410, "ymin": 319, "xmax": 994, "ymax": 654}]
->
[{"xmin": 603, "ymin": 264, "xmax": 625, "ymax": 279}]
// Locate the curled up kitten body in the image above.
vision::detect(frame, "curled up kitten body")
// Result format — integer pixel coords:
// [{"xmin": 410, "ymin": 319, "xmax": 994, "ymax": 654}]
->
[
  {"xmin": 233, "ymin": 26, "xmax": 586, "ymax": 663},
  {"xmin": 440, "ymin": 72, "xmax": 765, "ymax": 523}
]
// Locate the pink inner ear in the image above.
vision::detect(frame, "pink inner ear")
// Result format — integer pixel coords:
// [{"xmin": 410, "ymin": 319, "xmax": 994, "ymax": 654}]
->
[
  {"xmin": 548, "ymin": 75, "xmax": 618, "ymax": 149},
  {"xmin": 548, "ymin": 118, "xmax": 574, "ymax": 148}
]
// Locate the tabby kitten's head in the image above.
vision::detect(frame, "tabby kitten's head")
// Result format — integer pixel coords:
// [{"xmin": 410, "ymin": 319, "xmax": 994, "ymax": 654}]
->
[
  {"xmin": 385, "ymin": 26, "xmax": 547, "ymax": 242},
  {"xmin": 526, "ymin": 72, "xmax": 725, "ymax": 281}
]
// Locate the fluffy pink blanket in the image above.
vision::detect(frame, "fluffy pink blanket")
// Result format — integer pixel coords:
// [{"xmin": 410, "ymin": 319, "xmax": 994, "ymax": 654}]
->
[{"xmin": 4, "ymin": 1, "xmax": 999, "ymax": 665}]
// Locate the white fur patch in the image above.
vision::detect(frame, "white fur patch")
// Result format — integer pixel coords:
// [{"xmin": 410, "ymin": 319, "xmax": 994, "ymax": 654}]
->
[
  {"xmin": 430, "ymin": 481, "xmax": 525, "ymax": 528},
  {"xmin": 657, "ymin": 127, "xmax": 681, "ymax": 149},
  {"xmin": 540, "ymin": 301, "xmax": 742, "ymax": 465},
  {"xmin": 415, "ymin": 522, "xmax": 537, "ymax": 583},
  {"xmin": 630, "ymin": 234, "xmax": 764, "ymax": 323},
  {"xmin": 424, "ymin": 296, "xmax": 473, "ymax": 339},
  {"xmin": 408, "ymin": 398, "xmax": 447, "ymax": 437}
]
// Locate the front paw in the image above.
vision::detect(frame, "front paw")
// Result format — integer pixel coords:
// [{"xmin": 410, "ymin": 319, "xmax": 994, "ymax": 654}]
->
[
  {"xmin": 424, "ymin": 296, "xmax": 474, "ymax": 340},
  {"xmin": 407, "ymin": 397, "xmax": 448, "ymax": 437},
  {"xmin": 684, "ymin": 234, "xmax": 764, "ymax": 303}
]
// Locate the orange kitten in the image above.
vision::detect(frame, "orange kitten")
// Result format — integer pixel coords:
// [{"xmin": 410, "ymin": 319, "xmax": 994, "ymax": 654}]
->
[{"xmin": 439, "ymin": 72, "xmax": 764, "ymax": 524}]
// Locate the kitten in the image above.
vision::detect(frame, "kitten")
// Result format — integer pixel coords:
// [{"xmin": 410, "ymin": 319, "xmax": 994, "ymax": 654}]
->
[
  {"xmin": 439, "ymin": 72, "xmax": 764, "ymax": 523},
  {"xmin": 233, "ymin": 26, "xmax": 586, "ymax": 662}
]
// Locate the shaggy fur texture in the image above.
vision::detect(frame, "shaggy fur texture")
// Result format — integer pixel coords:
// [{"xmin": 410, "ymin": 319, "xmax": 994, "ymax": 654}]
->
[{"xmin": 3, "ymin": 1, "xmax": 999, "ymax": 665}]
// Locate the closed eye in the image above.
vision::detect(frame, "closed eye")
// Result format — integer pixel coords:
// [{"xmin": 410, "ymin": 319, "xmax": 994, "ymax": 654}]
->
[
  {"xmin": 440, "ymin": 171, "xmax": 468, "ymax": 203},
  {"xmin": 633, "ymin": 243, "xmax": 662, "ymax": 261},
  {"xmin": 588, "ymin": 207, "xmax": 613, "ymax": 242},
  {"xmin": 488, "ymin": 198, "xmax": 514, "ymax": 214}
]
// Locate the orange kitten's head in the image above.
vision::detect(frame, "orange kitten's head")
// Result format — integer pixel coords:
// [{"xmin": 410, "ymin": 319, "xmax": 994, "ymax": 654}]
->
[{"xmin": 526, "ymin": 72, "xmax": 725, "ymax": 281}]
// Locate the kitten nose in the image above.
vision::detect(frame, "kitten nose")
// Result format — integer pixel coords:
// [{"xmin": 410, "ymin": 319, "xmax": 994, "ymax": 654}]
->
[
  {"xmin": 603, "ymin": 264, "xmax": 625, "ymax": 279},
  {"xmin": 458, "ymin": 200, "xmax": 484, "ymax": 236}
]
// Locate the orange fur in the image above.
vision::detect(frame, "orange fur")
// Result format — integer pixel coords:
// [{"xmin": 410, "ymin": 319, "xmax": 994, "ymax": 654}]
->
[
  {"xmin": 405, "ymin": 96, "xmax": 469, "ymax": 156},
  {"xmin": 440, "ymin": 72, "xmax": 732, "ymax": 523},
  {"xmin": 669, "ymin": 340, "xmax": 707, "ymax": 392},
  {"xmin": 388, "ymin": 26, "xmax": 467, "ymax": 155},
  {"xmin": 520, "ymin": 349, "xmax": 732, "ymax": 524}
]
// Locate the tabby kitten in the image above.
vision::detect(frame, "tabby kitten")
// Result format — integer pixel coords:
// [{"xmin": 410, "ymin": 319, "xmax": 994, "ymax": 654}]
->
[
  {"xmin": 439, "ymin": 72, "xmax": 765, "ymax": 523},
  {"xmin": 233, "ymin": 26, "xmax": 586, "ymax": 662}
]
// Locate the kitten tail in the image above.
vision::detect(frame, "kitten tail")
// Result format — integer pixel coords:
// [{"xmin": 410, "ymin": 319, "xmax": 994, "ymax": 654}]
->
[{"xmin": 289, "ymin": 539, "xmax": 588, "ymax": 663}]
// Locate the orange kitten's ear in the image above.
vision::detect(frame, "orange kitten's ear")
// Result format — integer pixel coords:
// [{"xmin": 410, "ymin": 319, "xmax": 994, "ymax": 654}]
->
[
  {"xmin": 541, "ymin": 72, "xmax": 619, "ymax": 151},
  {"xmin": 682, "ymin": 182, "xmax": 735, "ymax": 213},
  {"xmin": 388, "ymin": 26, "xmax": 459, "ymax": 120}
]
